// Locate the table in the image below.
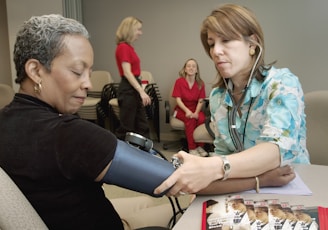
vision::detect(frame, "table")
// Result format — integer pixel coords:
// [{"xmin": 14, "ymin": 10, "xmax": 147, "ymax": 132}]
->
[{"xmin": 172, "ymin": 164, "xmax": 327, "ymax": 230}]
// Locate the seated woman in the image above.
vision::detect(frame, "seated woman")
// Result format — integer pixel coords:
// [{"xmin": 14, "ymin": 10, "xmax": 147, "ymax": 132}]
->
[
  {"xmin": 0, "ymin": 14, "xmax": 173, "ymax": 230},
  {"xmin": 172, "ymin": 58, "xmax": 208, "ymax": 157}
]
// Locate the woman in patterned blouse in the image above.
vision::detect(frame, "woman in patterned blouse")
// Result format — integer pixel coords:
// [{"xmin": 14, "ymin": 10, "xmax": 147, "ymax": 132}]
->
[{"xmin": 154, "ymin": 3, "xmax": 309, "ymax": 197}]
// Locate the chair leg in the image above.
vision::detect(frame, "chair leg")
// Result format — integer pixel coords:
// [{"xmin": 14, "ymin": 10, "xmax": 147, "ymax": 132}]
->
[
  {"xmin": 97, "ymin": 117, "xmax": 105, "ymax": 128},
  {"xmin": 162, "ymin": 138, "xmax": 188, "ymax": 152}
]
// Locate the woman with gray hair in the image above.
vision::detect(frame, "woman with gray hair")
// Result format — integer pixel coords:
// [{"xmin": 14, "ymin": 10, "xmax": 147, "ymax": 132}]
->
[{"xmin": 0, "ymin": 14, "xmax": 174, "ymax": 230}]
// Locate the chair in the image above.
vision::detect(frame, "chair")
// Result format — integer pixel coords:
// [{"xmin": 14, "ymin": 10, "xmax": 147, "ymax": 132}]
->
[
  {"xmin": 304, "ymin": 90, "xmax": 328, "ymax": 165},
  {"xmin": 193, "ymin": 118, "xmax": 215, "ymax": 153},
  {"xmin": 142, "ymin": 71, "xmax": 162, "ymax": 142},
  {"xmin": 107, "ymin": 71, "xmax": 162, "ymax": 142},
  {"xmin": 193, "ymin": 120, "xmax": 215, "ymax": 143},
  {"xmin": 0, "ymin": 167, "xmax": 48, "ymax": 229},
  {"xmin": 162, "ymin": 86, "xmax": 187, "ymax": 151},
  {"xmin": 140, "ymin": 70, "xmax": 155, "ymax": 86},
  {"xmin": 0, "ymin": 166, "xmax": 171, "ymax": 230},
  {"xmin": 163, "ymin": 92, "xmax": 214, "ymax": 152},
  {"xmin": 0, "ymin": 83, "xmax": 15, "ymax": 109},
  {"xmin": 77, "ymin": 70, "xmax": 113, "ymax": 127}
]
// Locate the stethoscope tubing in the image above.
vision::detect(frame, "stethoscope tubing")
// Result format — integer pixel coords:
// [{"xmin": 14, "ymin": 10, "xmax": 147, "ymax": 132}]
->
[{"xmin": 226, "ymin": 44, "xmax": 263, "ymax": 152}]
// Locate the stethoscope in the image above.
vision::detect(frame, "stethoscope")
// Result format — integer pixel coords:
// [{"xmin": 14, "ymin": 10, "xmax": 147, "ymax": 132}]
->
[{"xmin": 224, "ymin": 44, "xmax": 263, "ymax": 152}]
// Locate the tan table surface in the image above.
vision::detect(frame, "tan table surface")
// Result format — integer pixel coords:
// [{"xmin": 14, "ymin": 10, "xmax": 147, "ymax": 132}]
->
[{"xmin": 172, "ymin": 164, "xmax": 327, "ymax": 230}]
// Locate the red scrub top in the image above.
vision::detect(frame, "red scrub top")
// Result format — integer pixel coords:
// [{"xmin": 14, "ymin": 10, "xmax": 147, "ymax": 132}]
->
[
  {"xmin": 172, "ymin": 77, "xmax": 206, "ymax": 113},
  {"xmin": 115, "ymin": 42, "xmax": 141, "ymax": 77}
]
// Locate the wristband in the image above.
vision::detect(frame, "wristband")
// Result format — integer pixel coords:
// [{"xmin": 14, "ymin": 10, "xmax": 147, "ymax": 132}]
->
[
  {"xmin": 255, "ymin": 176, "xmax": 260, "ymax": 193},
  {"xmin": 220, "ymin": 155, "xmax": 231, "ymax": 181}
]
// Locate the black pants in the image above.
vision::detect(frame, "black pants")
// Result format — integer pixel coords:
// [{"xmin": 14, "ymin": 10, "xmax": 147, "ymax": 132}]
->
[{"xmin": 115, "ymin": 76, "xmax": 150, "ymax": 140}]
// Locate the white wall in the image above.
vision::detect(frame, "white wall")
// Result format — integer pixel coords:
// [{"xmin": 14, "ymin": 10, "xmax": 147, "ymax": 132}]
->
[
  {"xmin": 6, "ymin": 0, "xmax": 62, "ymax": 91},
  {"xmin": 82, "ymin": 0, "xmax": 328, "ymax": 134},
  {"xmin": 5, "ymin": 0, "xmax": 328, "ymax": 136}
]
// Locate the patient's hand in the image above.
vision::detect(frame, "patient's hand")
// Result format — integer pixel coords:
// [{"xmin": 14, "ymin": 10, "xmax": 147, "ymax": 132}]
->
[{"xmin": 258, "ymin": 165, "xmax": 295, "ymax": 187}]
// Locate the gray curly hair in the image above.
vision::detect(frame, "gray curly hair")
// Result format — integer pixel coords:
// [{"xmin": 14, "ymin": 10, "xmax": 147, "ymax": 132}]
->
[{"xmin": 14, "ymin": 14, "xmax": 89, "ymax": 83}]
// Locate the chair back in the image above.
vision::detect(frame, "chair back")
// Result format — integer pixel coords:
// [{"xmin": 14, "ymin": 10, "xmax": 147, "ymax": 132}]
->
[
  {"xmin": 78, "ymin": 71, "xmax": 113, "ymax": 123},
  {"xmin": 141, "ymin": 70, "xmax": 155, "ymax": 84},
  {"xmin": 304, "ymin": 90, "xmax": 328, "ymax": 165},
  {"xmin": 88, "ymin": 71, "xmax": 113, "ymax": 97},
  {"xmin": 0, "ymin": 167, "xmax": 48, "ymax": 229},
  {"xmin": 0, "ymin": 84, "xmax": 15, "ymax": 109}
]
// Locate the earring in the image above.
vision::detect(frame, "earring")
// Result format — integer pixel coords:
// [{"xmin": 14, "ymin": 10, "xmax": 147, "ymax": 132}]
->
[
  {"xmin": 34, "ymin": 80, "xmax": 42, "ymax": 94},
  {"xmin": 249, "ymin": 48, "xmax": 255, "ymax": 56}
]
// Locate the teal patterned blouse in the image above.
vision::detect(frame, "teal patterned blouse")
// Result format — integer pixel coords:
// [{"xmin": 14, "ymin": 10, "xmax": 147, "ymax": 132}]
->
[{"xmin": 209, "ymin": 66, "xmax": 310, "ymax": 164}]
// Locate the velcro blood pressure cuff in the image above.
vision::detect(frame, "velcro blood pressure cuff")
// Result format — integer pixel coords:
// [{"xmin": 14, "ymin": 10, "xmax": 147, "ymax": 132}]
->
[{"xmin": 102, "ymin": 140, "xmax": 175, "ymax": 197}]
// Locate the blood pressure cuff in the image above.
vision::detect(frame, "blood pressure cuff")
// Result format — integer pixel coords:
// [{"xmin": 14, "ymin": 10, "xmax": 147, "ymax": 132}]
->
[{"xmin": 102, "ymin": 140, "xmax": 175, "ymax": 197}]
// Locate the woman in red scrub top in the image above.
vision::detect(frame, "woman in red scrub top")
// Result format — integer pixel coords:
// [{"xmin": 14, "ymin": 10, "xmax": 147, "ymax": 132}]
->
[{"xmin": 172, "ymin": 58, "xmax": 207, "ymax": 156}]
